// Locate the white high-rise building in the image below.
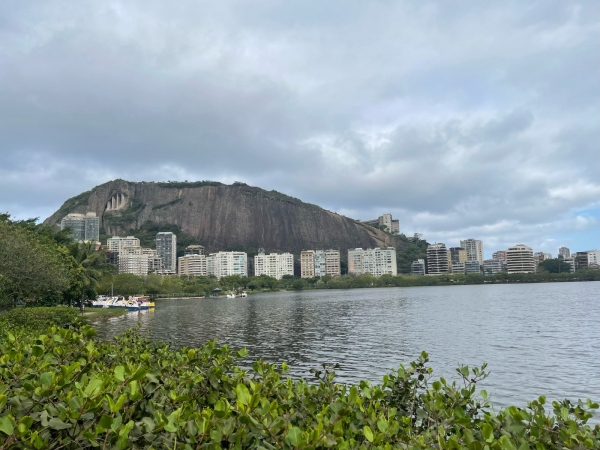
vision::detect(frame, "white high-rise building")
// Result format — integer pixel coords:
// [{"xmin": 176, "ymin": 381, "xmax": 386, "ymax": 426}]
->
[
  {"xmin": 506, "ymin": 244, "xmax": 535, "ymax": 274},
  {"xmin": 587, "ymin": 250, "xmax": 600, "ymax": 267},
  {"xmin": 156, "ymin": 232, "xmax": 177, "ymax": 274},
  {"xmin": 178, "ymin": 254, "xmax": 208, "ymax": 276},
  {"xmin": 206, "ymin": 251, "xmax": 247, "ymax": 279},
  {"xmin": 558, "ymin": 247, "xmax": 570, "ymax": 259},
  {"xmin": 118, "ymin": 246, "xmax": 149, "ymax": 276},
  {"xmin": 107, "ymin": 236, "xmax": 140, "ymax": 253},
  {"xmin": 254, "ymin": 252, "xmax": 294, "ymax": 279},
  {"xmin": 426, "ymin": 243, "xmax": 449, "ymax": 275},
  {"xmin": 460, "ymin": 239, "xmax": 484, "ymax": 264},
  {"xmin": 347, "ymin": 248, "xmax": 397, "ymax": 277}
]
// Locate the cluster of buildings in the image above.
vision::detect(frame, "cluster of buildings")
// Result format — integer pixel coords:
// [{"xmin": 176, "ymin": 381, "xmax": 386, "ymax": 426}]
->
[{"xmin": 411, "ymin": 239, "xmax": 600, "ymax": 276}]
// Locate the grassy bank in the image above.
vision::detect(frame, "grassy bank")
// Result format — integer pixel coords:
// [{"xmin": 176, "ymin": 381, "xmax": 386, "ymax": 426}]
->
[
  {"xmin": 83, "ymin": 307, "xmax": 128, "ymax": 321},
  {"xmin": 0, "ymin": 308, "xmax": 598, "ymax": 449}
]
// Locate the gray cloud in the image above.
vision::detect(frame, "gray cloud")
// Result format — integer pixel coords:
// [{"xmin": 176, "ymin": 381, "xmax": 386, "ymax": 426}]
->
[{"xmin": 0, "ymin": 0, "xmax": 598, "ymax": 257}]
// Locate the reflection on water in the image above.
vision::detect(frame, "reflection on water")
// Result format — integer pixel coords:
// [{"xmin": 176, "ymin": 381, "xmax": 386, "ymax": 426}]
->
[{"xmin": 95, "ymin": 282, "xmax": 600, "ymax": 409}]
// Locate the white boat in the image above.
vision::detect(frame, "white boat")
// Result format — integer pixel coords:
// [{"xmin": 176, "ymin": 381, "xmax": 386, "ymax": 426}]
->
[{"xmin": 226, "ymin": 293, "xmax": 236, "ymax": 298}]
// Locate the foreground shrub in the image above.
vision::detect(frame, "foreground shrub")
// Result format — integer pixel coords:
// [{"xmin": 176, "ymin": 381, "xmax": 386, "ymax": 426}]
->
[
  {"xmin": 0, "ymin": 323, "xmax": 598, "ymax": 449},
  {"xmin": 0, "ymin": 306, "xmax": 82, "ymax": 332}
]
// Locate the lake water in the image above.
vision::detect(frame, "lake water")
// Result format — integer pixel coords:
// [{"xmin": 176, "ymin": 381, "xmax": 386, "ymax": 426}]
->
[{"xmin": 94, "ymin": 282, "xmax": 600, "ymax": 410}]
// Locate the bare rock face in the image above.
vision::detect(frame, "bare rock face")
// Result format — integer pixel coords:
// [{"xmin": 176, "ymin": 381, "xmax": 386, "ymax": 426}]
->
[{"xmin": 44, "ymin": 180, "xmax": 402, "ymax": 255}]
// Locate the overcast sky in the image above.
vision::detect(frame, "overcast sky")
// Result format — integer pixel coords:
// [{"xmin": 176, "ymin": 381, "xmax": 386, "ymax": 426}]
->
[{"xmin": 1, "ymin": 1, "xmax": 598, "ymax": 257}]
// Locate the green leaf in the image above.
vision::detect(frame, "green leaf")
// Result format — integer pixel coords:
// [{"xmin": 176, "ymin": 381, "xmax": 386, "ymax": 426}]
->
[
  {"xmin": 32, "ymin": 345, "xmax": 44, "ymax": 357},
  {"xmin": 285, "ymin": 427, "xmax": 302, "ymax": 446},
  {"xmin": 48, "ymin": 417, "xmax": 72, "ymax": 430},
  {"xmin": 0, "ymin": 415, "xmax": 14, "ymax": 435},
  {"xmin": 114, "ymin": 365, "xmax": 126, "ymax": 382},
  {"xmin": 40, "ymin": 372, "xmax": 53, "ymax": 389},
  {"xmin": 130, "ymin": 367, "xmax": 147, "ymax": 381},
  {"xmin": 482, "ymin": 423, "xmax": 493, "ymax": 442},
  {"xmin": 236, "ymin": 348, "xmax": 248, "ymax": 358},
  {"xmin": 377, "ymin": 417, "xmax": 389, "ymax": 433},
  {"xmin": 363, "ymin": 425, "xmax": 374, "ymax": 442},
  {"xmin": 6, "ymin": 332, "xmax": 15, "ymax": 343},
  {"xmin": 236, "ymin": 383, "xmax": 252, "ymax": 406}
]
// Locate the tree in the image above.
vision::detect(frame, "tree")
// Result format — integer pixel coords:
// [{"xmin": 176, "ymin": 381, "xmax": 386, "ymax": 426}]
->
[
  {"xmin": 0, "ymin": 217, "xmax": 73, "ymax": 309},
  {"xmin": 538, "ymin": 258, "xmax": 572, "ymax": 274}
]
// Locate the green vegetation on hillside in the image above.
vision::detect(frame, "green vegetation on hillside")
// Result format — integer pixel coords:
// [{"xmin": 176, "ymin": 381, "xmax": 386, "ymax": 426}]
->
[
  {"xmin": 155, "ymin": 180, "xmax": 223, "ymax": 189},
  {"xmin": 396, "ymin": 234, "xmax": 429, "ymax": 274},
  {"xmin": 538, "ymin": 258, "xmax": 573, "ymax": 274},
  {"xmin": 1, "ymin": 309, "xmax": 598, "ymax": 448}
]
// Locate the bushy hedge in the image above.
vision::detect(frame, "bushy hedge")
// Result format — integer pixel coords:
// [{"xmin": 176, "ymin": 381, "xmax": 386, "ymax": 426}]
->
[
  {"xmin": 0, "ymin": 318, "xmax": 598, "ymax": 448},
  {"xmin": 0, "ymin": 307, "xmax": 81, "ymax": 332}
]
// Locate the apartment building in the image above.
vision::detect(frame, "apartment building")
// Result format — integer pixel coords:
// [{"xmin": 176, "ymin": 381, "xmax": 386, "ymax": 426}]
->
[
  {"xmin": 506, "ymin": 244, "xmax": 536, "ymax": 274},
  {"xmin": 449, "ymin": 247, "xmax": 467, "ymax": 265},
  {"xmin": 60, "ymin": 212, "xmax": 99, "ymax": 242},
  {"xmin": 118, "ymin": 246, "xmax": 149, "ymax": 276},
  {"xmin": 378, "ymin": 214, "xmax": 400, "ymax": 234},
  {"xmin": 426, "ymin": 243, "xmax": 449, "ymax": 275},
  {"xmin": 347, "ymin": 248, "xmax": 397, "ymax": 277},
  {"xmin": 411, "ymin": 259, "xmax": 426, "ymax": 275},
  {"xmin": 451, "ymin": 261, "xmax": 466, "ymax": 274},
  {"xmin": 300, "ymin": 250, "xmax": 341, "ymax": 278},
  {"xmin": 156, "ymin": 232, "xmax": 177, "ymax": 274},
  {"xmin": 558, "ymin": 247, "xmax": 570, "ymax": 260},
  {"xmin": 185, "ymin": 245, "xmax": 205, "ymax": 256},
  {"xmin": 460, "ymin": 239, "xmax": 484, "ymax": 264},
  {"xmin": 254, "ymin": 252, "xmax": 294, "ymax": 279},
  {"xmin": 574, "ymin": 252, "xmax": 589, "ymax": 271},
  {"xmin": 465, "ymin": 260, "xmax": 482, "ymax": 275},
  {"xmin": 300, "ymin": 251, "xmax": 316, "ymax": 278},
  {"xmin": 178, "ymin": 254, "xmax": 207, "ymax": 277},
  {"xmin": 206, "ymin": 251, "xmax": 248, "ymax": 279},
  {"xmin": 492, "ymin": 250, "xmax": 507, "ymax": 262},
  {"xmin": 587, "ymin": 250, "xmax": 600, "ymax": 268},
  {"xmin": 483, "ymin": 259, "xmax": 504, "ymax": 276}
]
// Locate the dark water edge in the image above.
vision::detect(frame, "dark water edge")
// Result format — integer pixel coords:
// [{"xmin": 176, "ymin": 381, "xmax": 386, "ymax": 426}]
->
[{"xmin": 95, "ymin": 282, "xmax": 600, "ymax": 414}]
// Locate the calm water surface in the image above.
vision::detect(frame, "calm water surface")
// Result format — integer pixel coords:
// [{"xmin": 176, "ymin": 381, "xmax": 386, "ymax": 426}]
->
[{"xmin": 95, "ymin": 282, "xmax": 600, "ymax": 410}]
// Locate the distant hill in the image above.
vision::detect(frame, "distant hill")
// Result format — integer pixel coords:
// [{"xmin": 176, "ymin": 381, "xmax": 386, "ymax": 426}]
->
[{"xmin": 44, "ymin": 180, "xmax": 405, "ymax": 258}]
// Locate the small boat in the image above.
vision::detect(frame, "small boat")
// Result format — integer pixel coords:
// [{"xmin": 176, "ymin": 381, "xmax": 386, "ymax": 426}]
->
[
  {"xmin": 129, "ymin": 296, "xmax": 156, "ymax": 310},
  {"xmin": 226, "ymin": 292, "xmax": 236, "ymax": 298}
]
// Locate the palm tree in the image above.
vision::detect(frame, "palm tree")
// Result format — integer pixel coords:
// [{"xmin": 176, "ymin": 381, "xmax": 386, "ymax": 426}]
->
[{"xmin": 67, "ymin": 241, "xmax": 109, "ymax": 307}]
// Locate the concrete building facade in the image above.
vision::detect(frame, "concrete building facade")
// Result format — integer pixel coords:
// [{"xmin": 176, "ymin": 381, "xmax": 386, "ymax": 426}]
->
[
  {"xmin": 347, "ymin": 248, "xmax": 397, "ymax": 277},
  {"xmin": 492, "ymin": 250, "xmax": 507, "ymax": 261},
  {"xmin": 300, "ymin": 251, "xmax": 315, "ymax": 278},
  {"xmin": 60, "ymin": 212, "xmax": 100, "ymax": 242},
  {"xmin": 411, "ymin": 259, "xmax": 426, "ymax": 275},
  {"xmin": 465, "ymin": 260, "xmax": 482, "ymax": 275},
  {"xmin": 449, "ymin": 247, "xmax": 467, "ymax": 265},
  {"xmin": 506, "ymin": 244, "xmax": 536, "ymax": 274},
  {"xmin": 206, "ymin": 251, "xmax": 248, "ymax": 279},
  {"xmin": 378, "ymin": 214, "xmax": 400, "ymax": 234},
  {"xmin": 185, "ymin": 245, "xmax": 205, "ymax": 256},
  {"xmin": 254, "ymin": 252, "xmax": 294, "ymax": 279},
  {"xmin": 558, "ymin": 247, "xmax": 571, "ymax": 260},
  {"xmin": 156, "ymin": 232, "xmax": 177, "ymax": 274},
  {"xmin": 451, "ymin": 261, "xmax": 466, "ymax": 274},
  {"xmin": 426, "ymin": 243, "xmax": 449, "ymax": 275},
  {"xmin": 178, "ymin": 254, "xmax": 207, "ymax": 277},
  {"xmin": 483, "ymin": 259, "xmax": 504, "ymax": 276},
  {"xmin": 460, "ymin": 239, "xmax": 484, "ymax": 264}
]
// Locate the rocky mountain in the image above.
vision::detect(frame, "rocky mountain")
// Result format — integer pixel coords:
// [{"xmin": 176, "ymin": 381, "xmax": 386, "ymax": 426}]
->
[{"xmin": 44, "ymin": 179, "xmax": 403, "ymax": 256}]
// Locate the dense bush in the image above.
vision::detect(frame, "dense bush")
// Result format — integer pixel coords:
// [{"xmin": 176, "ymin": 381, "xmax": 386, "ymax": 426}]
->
[
  {"xmin": 0, "ymin": 314, "xmax": 598, "ymax": 449},
  {"xmin": 0, "ymin": 307, "xmax": 81, "ymax": 332}
]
